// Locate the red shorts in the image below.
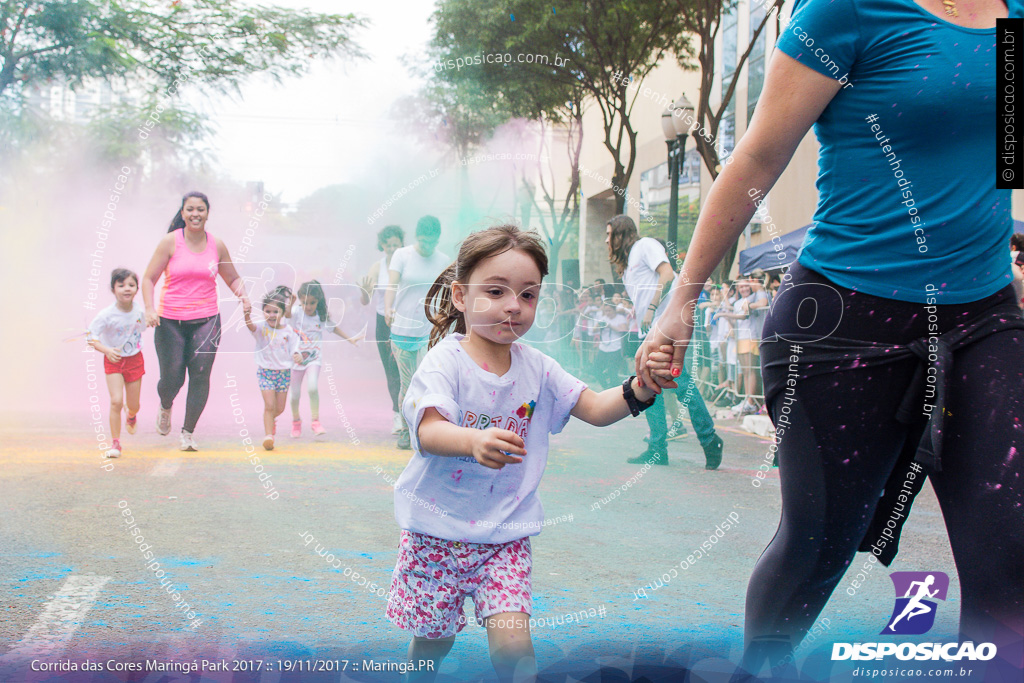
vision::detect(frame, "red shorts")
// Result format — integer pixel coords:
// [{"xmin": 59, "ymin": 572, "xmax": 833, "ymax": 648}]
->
[{"xmin": 104, "ymin": 352, "xmax": 145, "ymax": 383}]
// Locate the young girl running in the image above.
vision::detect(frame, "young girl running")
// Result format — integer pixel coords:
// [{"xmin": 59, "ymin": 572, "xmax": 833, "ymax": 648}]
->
[
  {"xmin": 384, "ymin": 225, "xmax": 672, "ymax": 683},
  {"xmin": 243, "ymin": 287, "xmax": 302, "ymax": 451},
  {"xmin": 287, "ymin": 280, "xmax": 362, "ymax": 437},
  {"xmin": 88, "ymin": 268, "xmax": 149, "ymax": 458}
]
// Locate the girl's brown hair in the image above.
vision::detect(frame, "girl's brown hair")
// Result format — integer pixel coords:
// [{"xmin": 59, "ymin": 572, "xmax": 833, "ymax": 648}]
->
[
  {"xmin": 425, "ymin": 225, "xmax": 548, "ymax": 349},
  {"xmin": 606, "ymin": 214, "xmax": 639, "ymax": 276}
]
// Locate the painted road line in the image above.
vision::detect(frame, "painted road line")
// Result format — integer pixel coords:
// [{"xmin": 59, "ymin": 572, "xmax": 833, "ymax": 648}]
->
[
  {"xmin": 150, "ymin": 459, "xmax": 182, "ymax": 477},
  {"xmin": 0, "ymin": 575, "xmax": 110, "ymax": 660}
]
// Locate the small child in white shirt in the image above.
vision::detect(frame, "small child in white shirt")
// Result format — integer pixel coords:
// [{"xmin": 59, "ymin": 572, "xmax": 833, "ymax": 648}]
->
[
  {"xmin": 87, "ymin": 268, "xmax": 149, "ymax": 458},
  {"xmin": 384, "ymin": 225, "xmax": 675, "ymax": 682},
  {"xmin": 243, "ymin": 286, "xmax": 302, "ymax": 451}
]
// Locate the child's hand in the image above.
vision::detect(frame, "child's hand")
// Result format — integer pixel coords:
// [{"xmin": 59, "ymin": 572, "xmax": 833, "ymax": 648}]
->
[
  {"xmin": 243, "ymin": 298, "xmax": 252, "ymax": 315},
  {"xmin": 471, "ymin": 428, "xmax": 526, "ymax": 469},
  {"xmin": 292, "ymin": 352, "xmax": 303, "ymax": 364},
  {"xmin": 645, "ymin": 346, "xmax": 676, "ymax": 379},
  {"xmin": 105, "ymin": 349, "xmax": 122, "ymax": 364},
  {"xmin": 347, "ymin": 332, "xmax": 365, "ymax": 345},
  {"xmin": 145, "ymin": 308, "xmax": 160, "ymax": 327}
]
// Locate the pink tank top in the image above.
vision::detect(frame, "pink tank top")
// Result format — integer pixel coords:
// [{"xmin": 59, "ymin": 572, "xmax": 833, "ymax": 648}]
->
[{"xmin": 158, "ymin": 229, "xmax": 220, "ymax": 320}]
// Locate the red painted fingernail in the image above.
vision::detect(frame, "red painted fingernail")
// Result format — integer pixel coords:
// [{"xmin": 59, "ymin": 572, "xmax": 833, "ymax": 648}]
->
[{"xmin": 671, "ymin": 367, "xmax": 681, "ymax": 377}]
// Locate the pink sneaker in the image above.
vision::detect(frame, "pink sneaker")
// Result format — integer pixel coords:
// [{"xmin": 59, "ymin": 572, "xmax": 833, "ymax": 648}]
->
[
  {"xmin": 311, "ymin": 420, "xmax": 326, "ymax": 436},
  {"xmin": 291, "ymin": 420, "xmax": 301, "ymax": 438}
]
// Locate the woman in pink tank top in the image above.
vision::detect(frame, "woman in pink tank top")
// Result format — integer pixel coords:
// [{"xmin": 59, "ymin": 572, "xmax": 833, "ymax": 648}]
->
[{"xmin": 141, "ymin": 191, "xmax": 250, "ymax": 451}]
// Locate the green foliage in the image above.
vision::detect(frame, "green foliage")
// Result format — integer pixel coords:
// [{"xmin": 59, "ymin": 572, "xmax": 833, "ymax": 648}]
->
[
  {"xmin": 0, "ymin": 0, "xmax": 366, "ymax": 97},
  {"xmin": 428, "ymin": 0, "xmax": 691, "ymax": 214}
]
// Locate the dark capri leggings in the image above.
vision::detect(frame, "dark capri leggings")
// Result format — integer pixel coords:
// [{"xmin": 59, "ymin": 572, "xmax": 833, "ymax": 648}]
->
[
  {"xmin": 745, "ymin": 263, "xmax": 1024, "ymax": 673},
  {"xmin": 154, "ymin": 314, "xmax": 221, "ymax": 434}
]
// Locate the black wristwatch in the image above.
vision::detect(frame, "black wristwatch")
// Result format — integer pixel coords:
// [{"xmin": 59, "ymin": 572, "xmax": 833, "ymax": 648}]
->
[{"xmin": 622, "ymin": 375, "xmax": 656, "ymax": 417}]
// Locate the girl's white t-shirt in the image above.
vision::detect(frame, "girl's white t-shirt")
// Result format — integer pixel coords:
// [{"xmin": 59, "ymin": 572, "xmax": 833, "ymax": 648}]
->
[
  {"xmin": 395, "ymin": 334, "xmax": 587, "ymax": 544},
  {"xmin": 289, "ymin": 304, "xmax": 337, "ymax": 366},
  {"xmin": 251, "ymin": 321, "xmax": 301, "ymax": 370},
  {"xmin": 88, "ymin": 302, "xmax": 146, "ymax": 356}
]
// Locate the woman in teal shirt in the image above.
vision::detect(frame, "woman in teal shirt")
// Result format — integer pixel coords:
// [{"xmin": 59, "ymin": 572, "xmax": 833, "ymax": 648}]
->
[{"xmin": 642, "ymin": 0, "xmax": 1024, "ymax": 675}]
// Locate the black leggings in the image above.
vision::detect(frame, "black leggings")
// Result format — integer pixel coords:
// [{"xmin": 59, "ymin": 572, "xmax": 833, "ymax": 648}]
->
[
  {"xmin": 376, "ymin": 313, "xmax": 401, "ymax": 413},
  {"xmin": 154, "ymin": 315, "xmax": 221, "ymax": 433},
  {"xmin": 748, "ymin": 264, "xmax": 1024, "ymax": 664}
]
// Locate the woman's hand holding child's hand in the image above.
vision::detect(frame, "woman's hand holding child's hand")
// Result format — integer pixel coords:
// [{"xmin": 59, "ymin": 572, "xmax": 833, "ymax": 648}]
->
[
  {"xmin": 639, "ymin": 344, "xmax": 679, "ymax": 387},
  {"xmin": 292, "ymin": 352, "xmax": 303, "ymax": 364},
  {"xmin": 472, "ymin": 428, "xmax": 527, "ymax": 469}
]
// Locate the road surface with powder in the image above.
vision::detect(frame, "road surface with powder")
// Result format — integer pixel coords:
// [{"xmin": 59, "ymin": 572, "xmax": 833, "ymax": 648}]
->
[{"xmin": 0, "ymin": 387, "xmax": 960, "ymax": 681}]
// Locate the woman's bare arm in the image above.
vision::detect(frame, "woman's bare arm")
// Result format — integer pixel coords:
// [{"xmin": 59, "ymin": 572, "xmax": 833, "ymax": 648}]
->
[
  {"xmin": 141, "ymin": 234, "xmax": 175, "ymax": 326},
  {"xmin": 638, "ymin": 51, "xmax": 846, "ymax": 384}
]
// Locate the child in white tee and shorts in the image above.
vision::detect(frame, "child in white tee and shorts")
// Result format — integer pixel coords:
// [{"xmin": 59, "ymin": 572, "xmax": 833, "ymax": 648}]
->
[{"xmin": 383, "ymin": 225, "xmax": 674, "ymax": 682}]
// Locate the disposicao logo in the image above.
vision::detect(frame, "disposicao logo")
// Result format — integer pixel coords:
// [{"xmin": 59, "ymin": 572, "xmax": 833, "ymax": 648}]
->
[
  {"xmin": 831, "ymin": 570, "xmax": 997, "ymax": 663},
  {"xmin": 882, "ymin": 571, "xmax": 948, "ymax": 635}
]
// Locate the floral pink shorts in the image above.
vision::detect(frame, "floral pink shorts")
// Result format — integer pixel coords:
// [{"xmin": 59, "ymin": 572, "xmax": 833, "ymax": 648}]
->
[{"xmin": 385, "ymin": 530, "xmax": 532, "ymax": 639}]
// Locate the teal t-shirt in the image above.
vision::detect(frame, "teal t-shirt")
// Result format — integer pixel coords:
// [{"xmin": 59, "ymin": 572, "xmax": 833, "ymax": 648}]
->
[{"xmin": 776, "ymin": 0, "xmax": 1022, "ymax": 303}]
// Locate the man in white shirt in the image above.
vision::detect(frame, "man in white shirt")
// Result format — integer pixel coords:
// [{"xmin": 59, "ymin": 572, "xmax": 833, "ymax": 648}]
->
[{"xmin": 384, "ymin": 215, "xmax": 450, "ymax": 450}]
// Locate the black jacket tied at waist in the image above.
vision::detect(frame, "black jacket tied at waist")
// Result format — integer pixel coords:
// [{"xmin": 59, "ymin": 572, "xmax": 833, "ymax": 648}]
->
[{"xmin": 760, "ymin": 303, "xmax": 1024, "ymax": 565}]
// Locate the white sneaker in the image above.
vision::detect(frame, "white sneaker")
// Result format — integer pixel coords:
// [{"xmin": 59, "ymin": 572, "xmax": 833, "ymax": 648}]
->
[
  {"xmin": 157, "ymin": 406, "xmax": 172, "ymax": 435},
  {"xmin": 179, "ymin": 431, "xmax": 198, "ymax": 451},
  {"xmin": 392, "ymin": 412, "xmax": 404, "ymax": 434},
  {"xmin": 105, "ymin": 445, "xmax": 121, "ymax": 459},
  {"xmin": 730, "ymin": 400, "xmax": 746, "ymax": 412}
]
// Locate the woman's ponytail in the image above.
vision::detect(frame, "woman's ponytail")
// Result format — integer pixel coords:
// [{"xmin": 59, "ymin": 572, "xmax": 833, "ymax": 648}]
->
[{"xmin": 425, "ymin": 263, "xmax": 463, "ymax": 349}]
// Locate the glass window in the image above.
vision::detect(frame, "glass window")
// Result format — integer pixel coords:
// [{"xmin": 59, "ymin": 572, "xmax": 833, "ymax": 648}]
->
[
  {"xmin": 721, "ymin": 95, "xmax": 735, "ymax": 160},
  {"xmin": 747, "ymin": 1, "xmax": 767, "ymax": 121},
  {"xmin": 721, "ymin": 2, "xmax": 739, "ymax": 161}
]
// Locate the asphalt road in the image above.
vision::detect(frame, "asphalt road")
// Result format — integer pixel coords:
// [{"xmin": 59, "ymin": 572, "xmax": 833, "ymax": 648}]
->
[{"xmin": 0, "ymin": 395, "xmax": 965, "ymax": 682}]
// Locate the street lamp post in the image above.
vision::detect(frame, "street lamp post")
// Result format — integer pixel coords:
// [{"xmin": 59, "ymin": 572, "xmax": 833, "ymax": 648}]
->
[
  {"xmin": 661, "ymin": 95, "xmax": 695, "ymax": 255},
  {"xmin": 660, "ymin": 109, "xmax": 681, "ymax": 253}
]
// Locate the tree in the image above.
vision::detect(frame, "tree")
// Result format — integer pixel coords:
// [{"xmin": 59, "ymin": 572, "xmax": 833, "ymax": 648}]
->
[
  {"xmin": 427, "ymin": 0, "xmax": 588, "ymax": 280},
  {"xmin": 392, "ymin": 73, "xmax": 511, "ymax": 231},
  {"xmin": 470, "ymin": 0, "xmax": 692, "ymax": 214},
  {"xmin": 0, "ymin": 0, "xmax": 366, "ymax": 98},
  {"xmin": 672, "ymin": 0, "xmax": 785, "ymax": 278}
]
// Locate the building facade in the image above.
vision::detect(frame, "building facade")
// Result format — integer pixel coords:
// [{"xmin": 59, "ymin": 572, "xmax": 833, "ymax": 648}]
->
[{"xmin": 577, "ymin": 0, "xmax": 820, "ymax": 284}]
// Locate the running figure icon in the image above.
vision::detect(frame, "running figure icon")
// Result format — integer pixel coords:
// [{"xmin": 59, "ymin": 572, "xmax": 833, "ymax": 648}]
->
[{"xmin": 886, "ymin": 574, "xmax": 939, "ymax": 632}]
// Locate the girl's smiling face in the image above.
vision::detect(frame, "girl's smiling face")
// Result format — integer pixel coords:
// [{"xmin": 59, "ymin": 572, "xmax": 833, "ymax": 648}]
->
[
  {"xmin": 263, "ymin": 303, "xmax": 284, "ymax": 327},
  {"xmin": 113, "ymin": 276, "xmax": 138, "ymax": 305},
  {"xmin": 301, "ymin": 295, "xmax": 319, "ymax": 317},
  {"xmin": 453, "ymin": 248, "xmax": 542, "ymax": 344}
]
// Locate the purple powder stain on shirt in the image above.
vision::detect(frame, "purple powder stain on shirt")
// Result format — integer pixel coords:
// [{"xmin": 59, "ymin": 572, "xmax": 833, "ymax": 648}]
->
[
  {"xmin": 490, "ymin": 484, "xmax": 494, "ymax": 493},
  {"xmin": 452, "ymin": 469, "xmax": 463, "ymax": 483}
]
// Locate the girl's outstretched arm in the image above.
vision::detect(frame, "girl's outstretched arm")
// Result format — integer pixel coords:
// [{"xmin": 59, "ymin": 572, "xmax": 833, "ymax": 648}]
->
[
  {"xmin": 570, "ymin": 375, "xmax": 660, "ymax": 427},
  {"xmin": 242, "ymin": 299, "xmax": 256, "ymax": 333},
  {"xmin": 330, "ymin": 324, "xmax": 364, "ymax": 345},
  {"xmin": 418, "ymin": 408, "xmax": 526, "ymax": 470}
]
